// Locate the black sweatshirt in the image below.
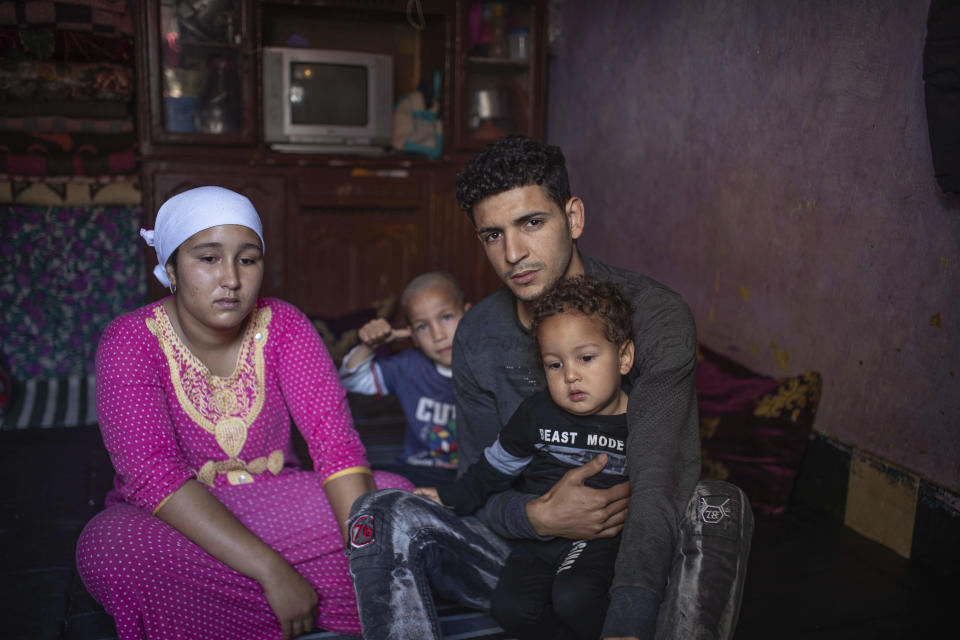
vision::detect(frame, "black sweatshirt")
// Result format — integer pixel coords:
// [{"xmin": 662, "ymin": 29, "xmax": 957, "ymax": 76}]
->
[{"xmin": 437, "ymin": 390, "xmax": 628, "ymax": 515}]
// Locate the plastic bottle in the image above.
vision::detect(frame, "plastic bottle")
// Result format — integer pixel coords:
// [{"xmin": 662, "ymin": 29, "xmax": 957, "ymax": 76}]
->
[
  {"xmin": 509, "ymin": 27, "xmax": 530, "ymax": 61},
  {"xmin": 197, "ymin": 55, "xmax": 236, "ymax": 134},
  {"xmin": 489, "ymin": 4, "xmax": 509, "ymax": 58}
]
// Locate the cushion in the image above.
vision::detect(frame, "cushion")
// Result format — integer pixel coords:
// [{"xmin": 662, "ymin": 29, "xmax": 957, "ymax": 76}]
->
[
  {"xmin": 0, "ymin": 355, "xmax": 13, "ymax": 414},
  {"xmin": 310, "ymin": 297, "xmax": 397, "ymax": 367},
  {"xmin": 297, "ymin": 600, "xmax": 506, "ymax": 639},
  {"xmin": 696, "ymin": 345, "xmax": 822, "ymax": 515},
  {"xmin": 0, "ymin": 374, "xmax": 97, "ymax": 430}
]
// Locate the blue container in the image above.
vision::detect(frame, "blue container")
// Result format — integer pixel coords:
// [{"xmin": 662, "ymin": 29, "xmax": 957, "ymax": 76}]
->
[{"xmin": 164, "ymin": 97, "xmax": 198, "ymax": 133}]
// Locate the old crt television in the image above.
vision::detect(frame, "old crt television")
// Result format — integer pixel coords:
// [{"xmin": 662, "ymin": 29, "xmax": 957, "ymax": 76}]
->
[{"xmin": 263, "ymin": 47, "xmax": 393, "ymax": 154}]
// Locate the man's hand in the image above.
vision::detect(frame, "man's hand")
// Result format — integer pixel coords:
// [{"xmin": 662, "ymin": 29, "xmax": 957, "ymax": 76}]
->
[
  {"xmin": 525, "ymin": 453, "xmax": 630, "ymax": 539},
  {"xmin": 357, "ymin": 318, "xmax": 411, "ymax": 351},
  {"xmin": 413, "ymin": 486, "xmax": 444, "ymax": 506}
]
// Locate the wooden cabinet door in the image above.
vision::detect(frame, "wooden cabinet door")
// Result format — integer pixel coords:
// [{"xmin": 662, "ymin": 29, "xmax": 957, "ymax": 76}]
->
[
  {"xmin": 291, "ymin": 214, "xmax": 424, "ymax": 318},
  {"xmin": 290, "ymin": 169, "xmax": 429, "ymax": 317},
  {"xmin": 136, "ymin": 0, "xmax": 255, "ymax": 151},
  {"xmin": 451, "ymin": 0, "xmax": 548, "ymax": 152}
]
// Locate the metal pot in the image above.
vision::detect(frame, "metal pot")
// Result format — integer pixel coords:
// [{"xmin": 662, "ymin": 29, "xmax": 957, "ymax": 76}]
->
[{"xmin": 468, "ymin": 88, "xmax": 511, "ymax": 129}]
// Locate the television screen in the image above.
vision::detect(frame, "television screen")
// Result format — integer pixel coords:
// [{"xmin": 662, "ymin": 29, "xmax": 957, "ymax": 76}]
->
[{"xmin": 290, "ymin": 62, "xmax": 369, "ymax": 127}]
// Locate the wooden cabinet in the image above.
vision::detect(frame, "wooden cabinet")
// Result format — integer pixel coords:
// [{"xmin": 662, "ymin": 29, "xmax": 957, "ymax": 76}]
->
[
  {"xmin": 137, "ymin": 0, "xmax": 256, "ymax": 154},
  {"xmin": 135, "ymin": 1, "xmax": 546, "ymax": 315},
  {"xmin": 290, "ymin": 168, "xmax": 428, "ymax": 316},
  {"xmin": 453, "ymin": 1, "xmax": 547, "ymax": 149}
]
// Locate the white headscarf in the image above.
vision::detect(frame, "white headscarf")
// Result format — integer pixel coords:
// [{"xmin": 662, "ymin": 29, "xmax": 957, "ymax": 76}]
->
[{"xmin": 140, "ymin": 186, "xmax": 265, "ymax": 287}]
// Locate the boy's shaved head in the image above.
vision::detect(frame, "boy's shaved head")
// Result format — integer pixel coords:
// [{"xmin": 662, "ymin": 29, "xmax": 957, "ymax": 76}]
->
[{"xmin": 401, "ymin": 271, "xmax": 465, "ymax": 320}]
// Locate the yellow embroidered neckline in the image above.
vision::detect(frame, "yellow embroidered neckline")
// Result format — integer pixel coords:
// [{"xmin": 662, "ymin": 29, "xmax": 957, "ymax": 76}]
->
[
  {"xmin": 146, "ymin": 303, "xmax": 272, "ymax": 460},
  {"xmin": 154, "ymin": 301, "xmax": 259, "ymax": 383}
]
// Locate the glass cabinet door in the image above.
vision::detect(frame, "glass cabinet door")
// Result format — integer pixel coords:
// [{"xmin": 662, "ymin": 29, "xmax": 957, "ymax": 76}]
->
[
  {"xmin": 454, "ymin": 0, "xmax": 545, "ymax": 151},
  {"xmin": 150, "ymin": 0, "xmax": 252, "ymax": 143}
]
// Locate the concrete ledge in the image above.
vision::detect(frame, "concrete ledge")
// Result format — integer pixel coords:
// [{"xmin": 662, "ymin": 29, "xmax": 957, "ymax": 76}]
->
[{"xmin": 792, "ymin": 432, "xmax": 959, "ymax": 571}]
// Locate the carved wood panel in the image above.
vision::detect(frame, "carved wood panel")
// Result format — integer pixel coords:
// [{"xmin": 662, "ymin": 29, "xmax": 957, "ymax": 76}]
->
[
  {"xmin": 290, "ymin": 213, "xmax": 424, "ymax": 317},
  {"xmin": 427, "ymin": 167, "xmax": 502, "ymax": 306}
]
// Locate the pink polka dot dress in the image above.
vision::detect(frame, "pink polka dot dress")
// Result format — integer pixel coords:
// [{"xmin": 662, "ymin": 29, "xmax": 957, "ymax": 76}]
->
[{"xmin": 76, "ymin": 298, "xmax": 413, "ymax": 639}]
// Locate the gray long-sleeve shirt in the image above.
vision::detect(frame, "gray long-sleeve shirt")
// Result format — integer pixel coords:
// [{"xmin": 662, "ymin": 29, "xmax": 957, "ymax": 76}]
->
[{"xmin": 451, "ymin": 256, "xmax": 700, "ymax": 638}]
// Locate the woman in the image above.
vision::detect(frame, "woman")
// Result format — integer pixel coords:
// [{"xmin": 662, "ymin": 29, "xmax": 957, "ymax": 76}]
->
[{"xmin": 76, "ymin": 186, "xmax": 413, "ymax": 639}]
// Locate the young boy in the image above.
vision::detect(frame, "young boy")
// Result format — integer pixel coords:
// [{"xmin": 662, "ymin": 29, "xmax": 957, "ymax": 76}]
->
[
  {"xmin": 415, "ymin": 274, "xmax": 634, "ymax": 640},
  {"xmin": 339, "ymin": 270, "xmax": 470, "ymax": 486}
]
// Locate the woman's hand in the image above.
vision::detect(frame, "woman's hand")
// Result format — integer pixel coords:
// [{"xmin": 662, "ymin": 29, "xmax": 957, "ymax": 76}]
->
[
  {"xmin": 260, "ymin": 562, "xmax": 319, "ymax": 640},
  {"xmin": 154, "ymin": 480, "xmax": 319, "ymax": 638},
  {"xmin": 413, "ymin": 486, "xmax": 443, "ymax": 505}
]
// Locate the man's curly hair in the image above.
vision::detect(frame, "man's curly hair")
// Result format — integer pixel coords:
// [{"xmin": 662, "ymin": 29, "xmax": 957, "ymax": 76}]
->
[
  {"xmin": 531, "ymin": 275, "xmax": 634, "ymax": 347},
  {"xmin": 455, "ymin": 135, "xmax": 571, "ymax": 222}
]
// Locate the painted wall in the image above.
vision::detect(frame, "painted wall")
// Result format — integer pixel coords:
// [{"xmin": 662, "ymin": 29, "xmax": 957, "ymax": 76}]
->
[{"xmin": 547, "ymin": 0, "xmax": 959, "ymax": 492}]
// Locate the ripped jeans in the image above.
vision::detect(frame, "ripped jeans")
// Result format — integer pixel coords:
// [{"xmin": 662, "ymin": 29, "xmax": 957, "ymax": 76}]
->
[{"xmin": 347, "ymin": 480, "xmax": 753, "ymax": 640}]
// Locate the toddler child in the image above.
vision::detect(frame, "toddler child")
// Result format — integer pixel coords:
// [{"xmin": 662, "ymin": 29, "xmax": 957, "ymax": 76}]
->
[
  {"xmin": 340, "ymin": 271, "xmax": 469, "ymax": 486},
  {"xmin": 416, "ymin": 274, "xmax": 634, "ymax": 640}
]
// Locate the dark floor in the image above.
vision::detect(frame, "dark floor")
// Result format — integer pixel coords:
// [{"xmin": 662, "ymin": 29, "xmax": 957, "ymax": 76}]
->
[{"xmin": 0, "ymin": 422, "xmax": 951, "ymax": 639}]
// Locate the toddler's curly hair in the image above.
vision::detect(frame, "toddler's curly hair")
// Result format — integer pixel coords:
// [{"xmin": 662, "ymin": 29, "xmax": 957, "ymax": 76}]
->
[{"xmin": 531, "ymin": 275, "xmax": 633, "ymax": 346}]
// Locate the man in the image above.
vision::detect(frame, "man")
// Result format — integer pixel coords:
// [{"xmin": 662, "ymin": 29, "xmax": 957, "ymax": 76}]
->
[{"xmin": 348, "ymin": 136, "xmax": 753, "ymax": 640}]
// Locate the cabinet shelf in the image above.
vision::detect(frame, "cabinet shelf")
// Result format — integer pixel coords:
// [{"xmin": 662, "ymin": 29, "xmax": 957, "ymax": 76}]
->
[
  {"xmin": 467, "ymin": 56, "xmax": 530, "ymax": 67},
  {"xmin": 176, "ymin": 39, "xmax": 241, "ymax": 49}
]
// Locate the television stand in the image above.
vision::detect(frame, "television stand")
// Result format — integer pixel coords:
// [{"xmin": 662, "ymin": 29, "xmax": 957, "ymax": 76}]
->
[{"xmin": 269, "ymin": 143, "xmax": 392, "ymax": 156}]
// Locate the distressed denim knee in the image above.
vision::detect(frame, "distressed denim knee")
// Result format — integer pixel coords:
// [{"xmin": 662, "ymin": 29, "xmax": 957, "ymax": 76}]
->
[
  {"xmin": 347, "ymin": 488, "xmax": 510, "ymax": 640},
  {"xmin": 655, "ymin": 480, "xmax": 754, "ymax": 640}
]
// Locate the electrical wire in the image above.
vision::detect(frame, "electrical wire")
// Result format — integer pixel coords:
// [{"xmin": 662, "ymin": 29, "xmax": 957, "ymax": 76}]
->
[{"xmin": 407, "ymin": 0, "xmax": 426, "ymax": 30}]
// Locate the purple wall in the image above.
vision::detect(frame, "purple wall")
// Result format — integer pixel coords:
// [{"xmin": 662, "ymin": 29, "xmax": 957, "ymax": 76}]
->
[{"xmin": 547, "ymin": 0, "xmax": 960, "ymax": 492}]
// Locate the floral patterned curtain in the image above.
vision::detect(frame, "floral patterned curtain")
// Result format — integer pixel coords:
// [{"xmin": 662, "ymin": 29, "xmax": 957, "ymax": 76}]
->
[{"xmin": 0, "ymin": 203, "xmax": 145, "ymax": 378}]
